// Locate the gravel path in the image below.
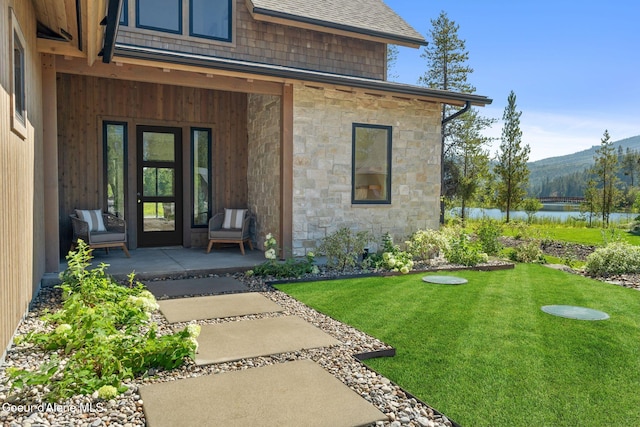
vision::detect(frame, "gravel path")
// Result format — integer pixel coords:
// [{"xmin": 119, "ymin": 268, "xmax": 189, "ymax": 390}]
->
[{"xmin": 0, "ymin": 275, "xmax": 456, "ymax": 427}]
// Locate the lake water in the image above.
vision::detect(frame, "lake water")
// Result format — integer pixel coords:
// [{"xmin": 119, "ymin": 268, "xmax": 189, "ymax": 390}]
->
[{"xmin": 454, "ymin": 207, "xmax": 635, "ymax": 223}]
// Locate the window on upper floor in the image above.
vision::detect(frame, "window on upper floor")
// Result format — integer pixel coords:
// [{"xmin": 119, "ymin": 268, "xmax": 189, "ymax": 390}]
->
[
  {"xmin": 190, "ymin": 0, "xmax": 231, "ymax": 41},
  {"xmin": 125, "ymin": 0, "xmax": 233, "ymax": 42},
  {"xmin": 352, "ymin": 124, "xmax": 392, "ymax": 204},
  {"xmin": 120, "ymin": 0, "xmax": 128, "ymax": 25},
  {"xmin": 136, "ymin": 0, "xmax": 182, "ymax": 34},
  {"xmin": 10, "ymin": 8, "xmax": 27, "ymax": 139}
]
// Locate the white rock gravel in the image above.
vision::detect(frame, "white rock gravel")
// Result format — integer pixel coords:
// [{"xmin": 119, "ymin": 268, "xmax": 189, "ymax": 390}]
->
[{"xmin": 1, "ymin": 273, "xmax": 459, "ymax": 427}]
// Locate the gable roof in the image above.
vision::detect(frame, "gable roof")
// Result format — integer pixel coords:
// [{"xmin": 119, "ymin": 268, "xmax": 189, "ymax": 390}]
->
[{"xmin": 247, "ymin": 0, "xmax": 426, "ymax": 48}]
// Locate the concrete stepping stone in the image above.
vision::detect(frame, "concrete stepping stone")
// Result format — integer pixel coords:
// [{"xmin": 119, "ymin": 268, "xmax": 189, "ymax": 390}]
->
[
  {"xmin": 195, "ymin": 316, "xmax": 341, "ymax": 365},
  {"xmin": 541, "ymin": 305, "xmax": 609, "ymax": 320},
  {"xmin": 143, "ymin": 276, "xmax": 247, "ymax": 298},
  {"xmin": 422, "ymin": 275, "xmax": 468, "ymax": 285},
  {"xmin": 139, "ymin": 359, "xmax": 386, "ymax": 427},
  {"xmin": 158, "ymin": 293, "xmax": 283, "ymax": 323}
]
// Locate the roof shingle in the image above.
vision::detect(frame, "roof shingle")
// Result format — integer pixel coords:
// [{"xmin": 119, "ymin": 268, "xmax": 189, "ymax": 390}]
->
[{"xmin": 248, "ymin": 0, "xmax": 426, "ymax": 46}]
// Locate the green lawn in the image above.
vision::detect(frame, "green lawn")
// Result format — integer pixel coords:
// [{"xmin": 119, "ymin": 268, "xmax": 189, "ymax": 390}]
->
[
  {"xmin": 501, "ymin": 224, "xmax": 640, "ymax": 246},
  {"xmin": 276, "ymin": 265, "xmax": 640, "ymax": 427}
]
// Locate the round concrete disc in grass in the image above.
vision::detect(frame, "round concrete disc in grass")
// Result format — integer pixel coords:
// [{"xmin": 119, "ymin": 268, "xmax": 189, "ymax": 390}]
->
[
  {"xmin": 422, "ymin": 275, "xmax": 468, "ymax": 285},
  {"xmin": 541, "ymin": 305, "xmax": 609, "ymax": 321}
]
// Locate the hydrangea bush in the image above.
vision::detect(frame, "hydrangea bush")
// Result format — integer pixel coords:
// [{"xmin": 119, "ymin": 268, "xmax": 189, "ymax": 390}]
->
[
  {"xmin": 7, "ymin": 241, "xmax": 197, "ymax": 402},
  {"xmin": 585, "ymin": 242, "xmax": 640, "ymax": 276},
  {"xmin": 405, "ymin": 229, "xmax": 449, "ymax": 261}
]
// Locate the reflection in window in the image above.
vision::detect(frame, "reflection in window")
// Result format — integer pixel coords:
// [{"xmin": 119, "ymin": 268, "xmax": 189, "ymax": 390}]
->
[
  {"xmin": 137, "ymin": 0, "xmax": 181, "ymax": 33},
  {"xmin": 192, "ymin": 128, "xmax": 211, "ymax": 227},
  {"xmin": 104, "ymin": 122, "xmax": 127, "ymax": 218},
  {"xmin": 143, "ymin": 132, "xmax": 175, "ymax": 161},
  {"xmin": 352, "ymin": 124, "xmax": 392, "ymax": 204},
  {"xmin": 190, "ymin": 0, "xmax": 231, "ymax": 41},
  {"xmin": 143, "ymin": 167, "xmax": 174, "ymax": 197}
]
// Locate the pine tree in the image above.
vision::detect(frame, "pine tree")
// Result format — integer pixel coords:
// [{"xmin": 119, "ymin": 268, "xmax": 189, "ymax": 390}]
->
[
  {"xmin": 494, "ymin": 91, "xmax": 530, "ymax": 222},
  {"xmin": 591, "ymin": 130, "xmax": 620, "ymax": 226},
  {"xmin": 386, "ymin": 45, "xmax": 399, "ymax": 81},
  {"xmin": 448, "ymin": 110, "xmax": 491, "ymax": 223},
  {"xmin": 420, "ymin": 11, "xmax": 493, "ymax": 220}
]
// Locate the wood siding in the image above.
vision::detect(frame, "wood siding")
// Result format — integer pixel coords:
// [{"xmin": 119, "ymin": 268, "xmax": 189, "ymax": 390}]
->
[
  {"xmin": 0, "ymin": 0, "xmax": 45, "ymax": 359},
  {"xmin": 116, "ymin": 0, "xmax": 386, "ymax": 80},
  {"xmin": 57, "ymin": 74, "xmax": 248, "ymax": 253}
]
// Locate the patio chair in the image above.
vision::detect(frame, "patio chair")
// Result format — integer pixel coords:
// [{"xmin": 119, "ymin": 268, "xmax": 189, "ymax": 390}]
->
[
  {"xmin": 70, "ymin": 209, "xmax": 130, "ymax": 257},
  {"xmin": 206, "ymin": 209, "xmax": 254, "ymax": 255}
]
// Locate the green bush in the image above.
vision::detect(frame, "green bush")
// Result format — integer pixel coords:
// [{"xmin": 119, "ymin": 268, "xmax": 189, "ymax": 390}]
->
[
  {"xmin": 366, "ymin": 233, "xmax": 414, "ymax": 274},
  {"xmin": 475, "ymin": 219, "xmax": 503, "ymax": 256},
  {"xmin": 8, "ymin": 241, "xmax": 197, "ymax": 401},
  {"xmin": 444, "ymin": 233, "xmax": 488, "ymax": 267},
  {"xmin": 319, "ymin": 227, "xmax": 371, "ymax": 270},
  {"xmin": 508, "ymin": 240, "xmax": 546, "ymax": 264},
  {"xmin": 585, "ymin": 242, "xmax": 640, "ymax": 276},
  {"xmin": 405, "ymin": 229, "xmax": 448, "ymax": 261},
  {"xmin": 252, "ymin": 233, "xmax": 318, "ymax": 278}
]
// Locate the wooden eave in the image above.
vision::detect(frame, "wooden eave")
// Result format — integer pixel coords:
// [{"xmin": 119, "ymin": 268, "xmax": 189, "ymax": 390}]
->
[
  {"xmin": 36, "ymin": 0, "xmax": 107, "ymax": 66},
  {"xmin": 110, "ymin": 44, "xmax": 492, "ymax": 107},
  {"xmin": 245, "ymin": 0, "xmax": 425, "ymax": 49}
]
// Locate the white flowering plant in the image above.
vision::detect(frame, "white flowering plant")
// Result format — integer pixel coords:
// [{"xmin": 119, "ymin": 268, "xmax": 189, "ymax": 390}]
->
[
  {"xmin": 252, "ymin": 233, "xmax": 317, "ymax": 278},
  {"xmin": 8, "ymin": 241, "xmax": 197, "ymax": 402},
  {"xmin": 366, "ymin": 233, "xmax": 414, "ymax": 274},
  {"xmin": 585, "ymin": 241, "xmax": 640, "ymax": 276}
]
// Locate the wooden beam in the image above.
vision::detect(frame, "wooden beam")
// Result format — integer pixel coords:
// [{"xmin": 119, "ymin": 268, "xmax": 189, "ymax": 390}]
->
[
  {"xmin": 37, "ymin": 38, "xmax": 86, "ymax": 58},
  {"xmin": 84, "ymin": 0, "xmax": 106, "ymax": 66},
  {"xmin": 280, "ymin": 84, "xmax": 294, "ymax": 256},
  {"xmin": 41, "ymin": 54, "xmax": 60, "ymax": 272},
  {"xmin": 55, "ymin": 56, "xmax": 284, "ymax": 96}
]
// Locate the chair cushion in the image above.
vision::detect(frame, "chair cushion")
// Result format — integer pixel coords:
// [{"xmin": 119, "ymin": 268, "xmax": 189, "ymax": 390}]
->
[
  {"xmin": 76, "ymin": 209, "xmax": 106, "ymax": 232},
  {"xmin": 90, "ymin": 231, "xmax": 126, "ymax": 243},
  {"xmin": 222, "ymin": 209, "xmax": 247, "ymax": 230},
  {"xmin": 209, "ymin": 229, "xmax": 244, "ymax": 239}
]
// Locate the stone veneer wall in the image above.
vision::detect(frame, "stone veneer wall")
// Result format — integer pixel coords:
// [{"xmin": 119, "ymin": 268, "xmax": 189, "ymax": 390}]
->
[
  {"xmin": 116, "ymin": 0, "xmax": 385, "ymax": 80},
  {"xmin": 291, "ymin": 85, "xmax": 442, "ymax": 256},
  {"xmin": 247, "ymin": 94, "xmax": 281, "ymax": 250}
]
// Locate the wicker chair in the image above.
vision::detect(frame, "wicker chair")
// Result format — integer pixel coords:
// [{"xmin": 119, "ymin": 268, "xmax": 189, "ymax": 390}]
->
[
  {"xmin": 70, "ymin": 210, "xmax": 130, "ymax": 257},
  {"xmin": 206, "ymin": 209, "xmax": 253, "ymax": 255}
]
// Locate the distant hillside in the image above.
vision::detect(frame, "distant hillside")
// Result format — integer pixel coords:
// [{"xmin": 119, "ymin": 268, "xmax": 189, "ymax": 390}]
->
[{"xmin": 528, "ymin": 135, "xmax": 640, "ymax": 196}]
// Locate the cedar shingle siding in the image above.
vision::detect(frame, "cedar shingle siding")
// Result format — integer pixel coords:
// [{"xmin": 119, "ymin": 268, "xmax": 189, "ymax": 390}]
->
[{"xmin": 117, "ymin": 0, "xmax": 388, "ymax": 79}]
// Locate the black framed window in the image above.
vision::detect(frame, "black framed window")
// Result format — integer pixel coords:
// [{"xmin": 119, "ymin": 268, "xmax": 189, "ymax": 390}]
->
[
  {"xmin": 104, "ymin": 122, "xmax": 128, "ymax": 219},
  {"xmin": 190, "ymin": 0, "xmax": 232, "ymax": 41},
  {"xmin": 10, "ymin": 8, "xmax": 27, "ymax": 139},
  {"xmin": 137, "ymin": 0, "xmax": 181, "ymax": 34},
  {"xmin": 120, "ymin": 0, "xmax": 128, "ymax": 25},
  {"xmin": 352, "ymin": 123, "xmax": 392, "ymax": 204},
  {"xmin": 191, "ymin": 128, "xmax": 212, "ymax": 227}
]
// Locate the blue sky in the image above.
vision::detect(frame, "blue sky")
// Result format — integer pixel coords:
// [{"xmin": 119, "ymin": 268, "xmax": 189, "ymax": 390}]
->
[{"xmin": 384, "ymin": 0, "xmax": 640, "ymax": 161}]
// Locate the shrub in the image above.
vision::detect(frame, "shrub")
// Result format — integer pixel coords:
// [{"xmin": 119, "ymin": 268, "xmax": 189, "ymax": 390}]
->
[
  {"xmin": 253, "ymin": 233, "xmax": 318, "ymax": 278},
  {"xmin": 8, "ymin": 241, "xmax": 197, "ymax": 402},
  {"xmin": 508, "ymin": 239, "xmax": 546, "ymax": 264},
  {"xmin": 319, "ymin": 227, "xmax": 371, "ymax": 270},
  {"xmin": 367, "ymin": 233, "xmax": 414, "ymax": 274},
  {"xmin": 585, "ymin": 242, "xmax": 640, "ymax": 276},
  {"xmin": 475, "ymin": 219, "xmax": 503, "ymax": 256},
  {"xmin": 444, "ymin": 233, "xmax": 488, "ymax": 266},
  {"xmin": 405, "ymin": 229, "xmax": 449, "ymax": 261}
]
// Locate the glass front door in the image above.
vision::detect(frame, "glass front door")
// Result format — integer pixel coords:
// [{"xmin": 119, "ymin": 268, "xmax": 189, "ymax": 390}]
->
[{"xmin": 137, "ymin": 126, "xmax": 183, "ymax": 246}]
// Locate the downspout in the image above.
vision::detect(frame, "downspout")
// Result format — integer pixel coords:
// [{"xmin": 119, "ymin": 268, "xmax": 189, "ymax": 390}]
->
[
  {"xmin": 101, "ymin": 0, "xmax": 123, "ymax": 63},
  {"xmin": 439, "ymin": 101, "xmax": 471, "ymax": 223}
]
